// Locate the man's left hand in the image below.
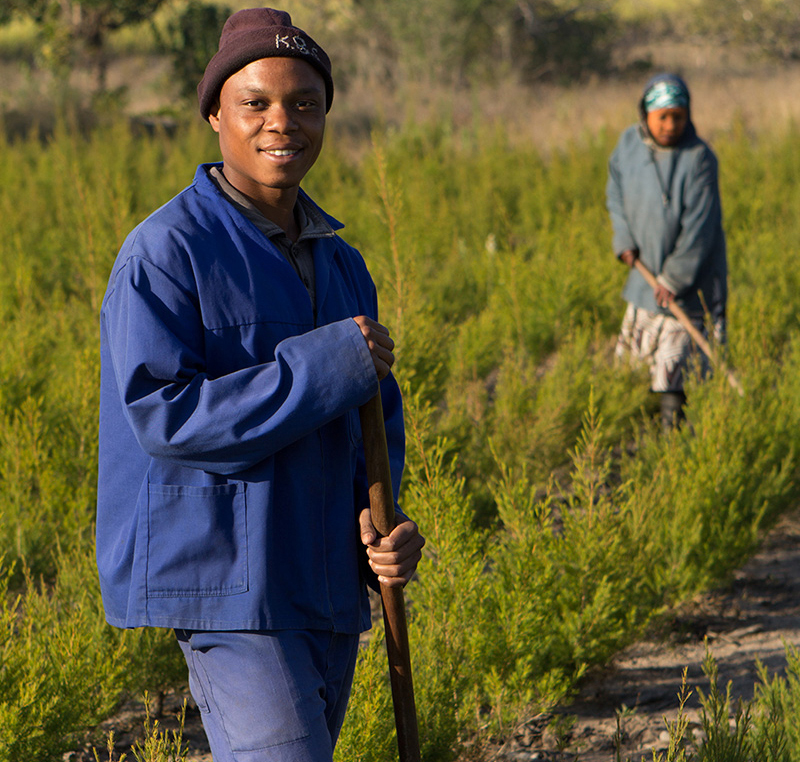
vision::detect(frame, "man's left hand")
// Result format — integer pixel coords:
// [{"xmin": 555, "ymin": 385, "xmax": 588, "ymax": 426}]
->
[{"xmin": 359, "ymin": 509, "xmax": 425, "ymax": 587}]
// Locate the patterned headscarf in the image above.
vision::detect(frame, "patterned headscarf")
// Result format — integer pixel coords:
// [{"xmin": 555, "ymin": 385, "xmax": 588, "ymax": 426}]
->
[{"xmin": 642, "ymin": 75, "xmax": 690, "ymax": 113}]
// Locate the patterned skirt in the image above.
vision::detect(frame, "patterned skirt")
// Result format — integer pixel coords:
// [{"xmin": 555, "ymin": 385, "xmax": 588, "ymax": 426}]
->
[{"xmin": 614, "ymin": 303, "xmax": 721, "ymax": 392}]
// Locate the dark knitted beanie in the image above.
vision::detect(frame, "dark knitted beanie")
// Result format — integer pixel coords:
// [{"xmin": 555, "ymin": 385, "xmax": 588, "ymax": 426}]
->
[{"xmin": 197, "ymin": 7, "xmax": 333, "ymax": 120}]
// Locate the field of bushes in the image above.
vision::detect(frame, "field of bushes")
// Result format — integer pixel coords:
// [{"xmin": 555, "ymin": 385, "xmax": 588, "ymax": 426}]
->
[
  {"xmin": 2, "ymin": 3, "xmax": 800, "ymax": 760},
  {"xmin": 2, "ymin": 96, "xmax": 800, "ymax": 760}
]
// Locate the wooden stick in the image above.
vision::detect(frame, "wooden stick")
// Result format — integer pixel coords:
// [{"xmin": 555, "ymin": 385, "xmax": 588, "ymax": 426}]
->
[
  {"xmin": 633, "ymin": 259, "xmax": 744, "ymax": 396},
  {"xmin": 359, "ymin": 390, "xmax": 421, "ymax": 762}
]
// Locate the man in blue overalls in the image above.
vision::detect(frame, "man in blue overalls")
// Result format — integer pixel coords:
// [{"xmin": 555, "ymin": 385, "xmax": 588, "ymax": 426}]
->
[{"xmin": 96, "ymin": 8, "xmax": 425, "ymax": 761}]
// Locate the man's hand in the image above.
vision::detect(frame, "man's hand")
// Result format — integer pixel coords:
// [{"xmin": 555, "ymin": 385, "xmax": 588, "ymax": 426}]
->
[
  {"xmin": 359, "ymin": 508, "xmax": 425, "ymax": 588},
  {"xmin": 618, "ymin": 249, "xmax": 639, "ymax": 268},
  {"xmin": 353, "ymin": 316, "xmax": 395, "ymax": 381}
]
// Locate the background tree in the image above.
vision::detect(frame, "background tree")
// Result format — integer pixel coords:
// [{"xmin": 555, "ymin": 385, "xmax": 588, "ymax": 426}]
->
[
  {"xmin": 155, "ymin": 0, "xmax": 231, "ymax": 101},
  {"xmin": 0, "ymin": 0, "xmax": 167, "ymax": 90},
  {"xmin": 341, "ymin": 0, "xmax": 616, "ymax": 88},
  {"xmin": 689, "ymin": 0, "xmax": 800, "ymax": 61}
]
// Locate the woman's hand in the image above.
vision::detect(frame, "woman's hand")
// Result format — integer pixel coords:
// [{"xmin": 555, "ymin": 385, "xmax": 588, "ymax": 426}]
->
[{"xmin": 654, "ymin": 283, "xmax": 675, "ymax": 308}]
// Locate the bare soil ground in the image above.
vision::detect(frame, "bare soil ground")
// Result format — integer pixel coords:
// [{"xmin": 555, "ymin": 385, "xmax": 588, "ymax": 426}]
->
[{"xmin": 488, "ymin": 506, "xmax": 800, "ymax": 761}]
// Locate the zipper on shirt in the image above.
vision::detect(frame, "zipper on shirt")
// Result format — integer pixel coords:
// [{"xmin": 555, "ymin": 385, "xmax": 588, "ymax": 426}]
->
[{"xmin": 650, "ymin": 149, "xmax": 678, "ymax": 208}]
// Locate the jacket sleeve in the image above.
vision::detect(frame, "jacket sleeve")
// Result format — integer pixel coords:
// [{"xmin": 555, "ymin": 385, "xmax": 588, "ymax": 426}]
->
[
  {"xmin": 102, "ymin": 254, "xmax": 379, "ymax": 475},
  {"xmin": 658, "ymin": 149, "xmax": 722, "ymax": 296},
  {"xmin": 606, "ymin": 143, "xmax": 638, "ymax": 256}
]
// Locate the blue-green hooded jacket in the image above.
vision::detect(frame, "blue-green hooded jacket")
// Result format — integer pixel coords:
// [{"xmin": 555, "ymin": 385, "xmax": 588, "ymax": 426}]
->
[{"xmin": 606, "ymin": 74, "xmax": 727, "ymax": 319}]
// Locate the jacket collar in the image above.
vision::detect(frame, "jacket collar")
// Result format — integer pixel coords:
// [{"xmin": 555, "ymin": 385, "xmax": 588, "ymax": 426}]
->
[{"xmin": 193, "ymin": 162, "xmax": 345, "ymax": 232}]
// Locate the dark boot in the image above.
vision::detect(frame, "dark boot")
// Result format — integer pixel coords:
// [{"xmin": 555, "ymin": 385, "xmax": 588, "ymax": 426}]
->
[{"xmin": 660, "ymin": 391, "xmax": 686, "ymax": 431}]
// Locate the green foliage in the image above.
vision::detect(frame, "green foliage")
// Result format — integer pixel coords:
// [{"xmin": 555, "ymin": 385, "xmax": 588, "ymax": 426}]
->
[
  {"xmin": 335, "ymin": 632, "xmax": 397, "ymax": 762},
  {"xmin": 339, "ymin": 388, "xmax": 493, "ymax": 761},
  {"xmin": 694, "ymin": 648, "xmax": 754, "ymax": 761},
  {"xmin": 155, "ymin": 1, "xmax": 231, "ymax": 101},
  {"xmin": 345, "ymin": 0, "xmax": 617, "ymax": 86},
  {"xmin": 5, "ymin": 111, "xmax": 800, "ymax": 760},
  {"xmin": 329, "ymin": 117, "xmax": 800, "ymax": 759},
  {"xmin": 125, "ymin": 695, "xmax": 190, "ymax": 762},
  {"xmin": 749, "ymin": 647, "xmax": 800, "ymax": 762},
  {"xmin": 0, "ymin": 115, "xmax": 197, "ymax": 760},
  {"xmin": 508, "ymin": 0, "xmax": 617, "ymax": 83},
  {"xmin": 399, "ymin": 390, "xmax": 493, "ymax": 757},
  {"xmin": 94, "ymin": 696, "xmax": 189, "ymax": 762},
  {"xmin": 0, "ymin": 553, "xmax": 127, "ymax": 762},
  {"xmin": 688, "ymin": 0, "xmax": 800, "ymax": 61},
  {"xmin": 650, "ymin": 645, "xmax": 800, "ymax": 762},
  {"xmin": 621, "ymin": 374, "xmax": 796, "ymax": 603},
  {"xmin": 0, "ymin": 116, "xmax": 212, "ymax": 582},
  {"xmin": 748, "ymin": 666, "xmax": 791, "ymax": 762},
  {"xmin": 0, "ymin": 0, "xmax": 167, "ymax": 87},
  {"xmin": 0, "ymin": 545, "xmax": 187, "ymax": 762},
  {"xmin": 649, "ymin": 669, "xmax": 693, "ymax": 762}
]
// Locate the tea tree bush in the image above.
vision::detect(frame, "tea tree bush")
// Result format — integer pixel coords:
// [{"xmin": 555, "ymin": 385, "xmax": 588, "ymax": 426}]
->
[
  {"xmin": 0, "ymin": 116, "xmax": 216, "ymax": 581},
  {"xmin": 0, "ymin": 554, "xmax": 125, "ymax": 761},
  {"xmin": 646, "ymin": 645, "xmax": 800, "ymax": 762},
  {"xmin": 0, "ymin": 117, "xmax": 199, "ymax": 759},
  {"xmin": 4, "ymin": 112, "xmax": 800, "ymax": 760},
  {"xmin": 93, "ymin": 696, "xmax": 190, "ymax": 762},
  {"xmin": 0, "ymin": 548, "xmax": 186, "ymax": 762}
]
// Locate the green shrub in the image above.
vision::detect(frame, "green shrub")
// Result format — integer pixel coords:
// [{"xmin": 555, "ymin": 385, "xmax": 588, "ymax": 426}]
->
[
  {"xmin": 0, "ymin": 553, "xmax": 126, "ymax": 761},
  {"xmin": 4, "ymin": 111, "xmax": 800, "ymax": 761},
  {"xmin": 156, "ymin": 1, "xmax": 232, "ymax": 101}
]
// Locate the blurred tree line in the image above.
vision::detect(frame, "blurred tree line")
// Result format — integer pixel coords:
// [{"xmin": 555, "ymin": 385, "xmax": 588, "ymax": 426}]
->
[
  {"xmin": 0, "ymin": 0, "xmax": 619, "ymax": 95},
  {"xmin": 0, "ymin": 0, "xmax": 797, "ymax": 115},
  {"xmin": 690, "ymin": 0, "xmax": 800, "ymax": 61},
  {"xmin": 0, "ymin": 0, "xmax": 166, "ymax": 89},
  {"xmin": 339, "ymin": 0, "xmax": 617, "ymax": 86}
]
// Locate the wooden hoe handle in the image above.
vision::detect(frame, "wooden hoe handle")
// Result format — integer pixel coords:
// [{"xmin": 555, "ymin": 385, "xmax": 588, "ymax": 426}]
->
[
  {"xmin": 633, "ymin": 259, "xmax": 744, "ymax": 397},
  {"xmin": 359, "ymin": 391, "xmax": 421, "ymax": 762}
]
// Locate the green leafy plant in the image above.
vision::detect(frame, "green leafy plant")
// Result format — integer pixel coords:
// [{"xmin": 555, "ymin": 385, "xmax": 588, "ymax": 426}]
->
[
  {"xmin": 93, "ymin": 695, "xmax": 189, "ymax": 762},
  {"xmin": 4, "ymin": 107, "xmax": 800, "ymax": 761}
]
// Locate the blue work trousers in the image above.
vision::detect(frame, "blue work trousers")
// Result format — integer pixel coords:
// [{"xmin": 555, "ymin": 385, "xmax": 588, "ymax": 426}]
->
[{"xmin": 175, "ymin": 629, "xmax": 360, "ymax": 762}]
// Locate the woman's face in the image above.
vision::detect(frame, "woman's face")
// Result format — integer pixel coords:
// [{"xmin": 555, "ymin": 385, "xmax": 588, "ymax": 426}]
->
[{"xmin": 646, "ymin": 106, "xmax": 689, "ymax": 147}]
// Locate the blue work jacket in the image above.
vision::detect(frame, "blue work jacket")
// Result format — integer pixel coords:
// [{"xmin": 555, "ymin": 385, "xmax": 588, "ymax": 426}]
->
[{"xmin": 96, "ymin": 164, "xmax": 404, "ymax": 633}]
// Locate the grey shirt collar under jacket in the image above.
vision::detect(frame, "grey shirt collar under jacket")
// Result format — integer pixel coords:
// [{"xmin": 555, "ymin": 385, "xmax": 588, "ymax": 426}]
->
[{"xmin": 208, "ymin": 165, "xmax": 335, "ymax": 313}]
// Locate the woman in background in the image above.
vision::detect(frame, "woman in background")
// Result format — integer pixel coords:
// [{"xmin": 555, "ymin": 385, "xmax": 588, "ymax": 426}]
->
[{"xmin": 606, "ymin": 73, "xmax": 727, "ymax": 429}]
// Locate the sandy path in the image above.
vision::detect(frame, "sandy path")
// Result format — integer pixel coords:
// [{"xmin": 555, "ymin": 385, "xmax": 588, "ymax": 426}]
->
[{"xmin": 491, "ymin": 507, "xmax": 800, "ymax": 761}]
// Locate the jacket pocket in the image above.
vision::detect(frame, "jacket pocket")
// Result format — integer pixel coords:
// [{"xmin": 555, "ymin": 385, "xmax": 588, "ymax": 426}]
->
[{"xmin": 146, "ymin": 483, "xmax": 248, "ymax": 597}]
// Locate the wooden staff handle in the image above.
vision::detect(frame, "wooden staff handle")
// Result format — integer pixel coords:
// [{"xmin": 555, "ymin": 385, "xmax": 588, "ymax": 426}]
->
[
  {"xmin": 633, "ymin": 259, "xmax": 744, "ymax": 396},
  {"xmin": 359, "ymin": 390, "xmax": 421, "ymax": 762}
]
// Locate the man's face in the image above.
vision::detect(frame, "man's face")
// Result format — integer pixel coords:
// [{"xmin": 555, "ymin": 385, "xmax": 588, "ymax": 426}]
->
[
  {"xmin": 646, "ymin": 106, "xmax": 689, "ymax": 148},
  {"xmin": 209, "ymin": 57, "xmax": 326, "ymax": 204}
]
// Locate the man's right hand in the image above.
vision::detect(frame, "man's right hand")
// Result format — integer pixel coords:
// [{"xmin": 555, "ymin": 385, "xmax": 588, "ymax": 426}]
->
[
  {"xmin": 619, "ymin": 249, "xmax": 639, "ymax": 268},
  {"xmin": 353, "ymin": 316, "xmax": 395, "ymax": 380}
]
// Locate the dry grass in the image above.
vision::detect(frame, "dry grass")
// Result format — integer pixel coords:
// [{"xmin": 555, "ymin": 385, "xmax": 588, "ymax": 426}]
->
[
  {"xmin": 2, "ymin": 26, "xmax": 799, "ymax": 154},
  {"xmin": 331, "ymin": 51, "xmax": 800, "ymax": 156}
]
